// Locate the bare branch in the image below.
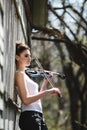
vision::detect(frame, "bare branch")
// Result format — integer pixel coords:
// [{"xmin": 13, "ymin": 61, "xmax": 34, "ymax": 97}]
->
[
  {"xmin": 48, "ymin": 4, "xmax": 79, "ymax": 42},
  {"xmin": 69, "ymin": 5, "xmax": 87, "ymax": 25},
  {"xmin": 32, "ymin": 25, "xmax": 64, "ymax": 39}
]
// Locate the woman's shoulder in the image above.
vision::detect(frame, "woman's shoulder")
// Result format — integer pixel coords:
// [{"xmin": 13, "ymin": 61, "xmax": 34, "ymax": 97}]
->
[
  {"xmin": 15, "ymin": 71, "xmax": 26, "ymax": 87},
  {"xmin": 15, "ymin": 71, "xmax": 25, "ymax": 80},
  {"xmin": 15, "ymin": 70, "xmax": 31, "ymax": 84}
]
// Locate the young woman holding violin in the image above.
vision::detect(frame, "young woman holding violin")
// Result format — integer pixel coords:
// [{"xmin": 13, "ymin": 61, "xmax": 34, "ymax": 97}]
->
[{"xmin": 15, "ymin": 41, "xmax": 61, "ymax": 130}]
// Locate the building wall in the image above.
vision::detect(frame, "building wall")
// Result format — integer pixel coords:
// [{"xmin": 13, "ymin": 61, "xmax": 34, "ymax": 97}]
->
[
  {"xmin": 0, "ymin": 0, "xmax": 30, "ymax": 130},
  {"xmin": 0, "ymin": 0, "xmax": 47, "ymax": 129},
  {"xmin": 0, "ymin": 0, "xmax": 4, "ymax": 129}
]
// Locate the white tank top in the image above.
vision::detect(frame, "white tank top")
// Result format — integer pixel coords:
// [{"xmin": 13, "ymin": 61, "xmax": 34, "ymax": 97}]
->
[{"xmin": 16, "ymin": 71, "xmax": 42, "ymax": 113}]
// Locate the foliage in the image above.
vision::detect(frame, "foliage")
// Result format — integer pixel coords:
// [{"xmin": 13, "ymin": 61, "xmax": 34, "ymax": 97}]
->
[{"xmin": 31, "ymin": 0, "xmax": 87, "ymax": 130}]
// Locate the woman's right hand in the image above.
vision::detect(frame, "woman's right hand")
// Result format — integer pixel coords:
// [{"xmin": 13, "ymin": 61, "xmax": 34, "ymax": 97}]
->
[{"xmin": 47, "ymin": 87, "xmax": 62, "ymax": 97}]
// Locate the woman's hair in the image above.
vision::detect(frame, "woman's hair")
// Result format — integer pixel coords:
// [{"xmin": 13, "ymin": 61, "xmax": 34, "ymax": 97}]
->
[{"xmin": 16, "ymin": 41, "xmax": 30, "ymax": 56}]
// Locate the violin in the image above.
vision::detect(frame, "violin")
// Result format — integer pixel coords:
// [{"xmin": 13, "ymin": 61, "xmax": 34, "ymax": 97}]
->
[
  {"xmin": 25, "ymin": 68, "xmax": 66, "ymax": 79},
  {"xmin": 28, "ymin": 58, "xmax": 64, "ymax": 98}
]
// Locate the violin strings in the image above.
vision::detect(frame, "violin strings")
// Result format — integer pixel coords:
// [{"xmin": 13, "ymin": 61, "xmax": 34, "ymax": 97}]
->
[{"xmin": 34, "ymin": 58, "xmax": 55, "ymax": 88}]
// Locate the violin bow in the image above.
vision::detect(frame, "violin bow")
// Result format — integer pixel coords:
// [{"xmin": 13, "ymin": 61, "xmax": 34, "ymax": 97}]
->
[{"xmin": 34, "ymin": 57, "xmax": 62, "ymax": 97}]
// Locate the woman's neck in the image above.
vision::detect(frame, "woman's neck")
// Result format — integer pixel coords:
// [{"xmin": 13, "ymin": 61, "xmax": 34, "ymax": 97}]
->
[{"xmin": 16, "ymin": 65, "xmax": 25, "ymax": 72}]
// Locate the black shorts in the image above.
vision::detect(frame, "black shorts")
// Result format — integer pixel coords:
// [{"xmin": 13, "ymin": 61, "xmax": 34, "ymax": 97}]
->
[{"xmin": 19, "ymin": 111, "xmax": 48, "ymax": 130}]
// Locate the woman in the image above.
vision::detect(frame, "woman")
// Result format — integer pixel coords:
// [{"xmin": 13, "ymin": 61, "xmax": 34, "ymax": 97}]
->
[{"xmin": 15, "ymin": 41, "xmax": 61, "ymax": 130}]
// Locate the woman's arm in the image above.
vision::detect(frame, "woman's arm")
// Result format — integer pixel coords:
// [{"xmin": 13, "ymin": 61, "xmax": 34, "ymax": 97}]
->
[
  {"xmin": 40, "ymin": 78, "xmax": 48, "ymax": 91},
  {"xmin": 40, "ymin": 78, "xmax": 62, "ymax": 97},
  {"xmin": 15, "ymin": 72, "xmax": 61, "ymax": 106},
  {"xmin": 15, "ymin": 72, "xmax": 54, "ymax": 105}
]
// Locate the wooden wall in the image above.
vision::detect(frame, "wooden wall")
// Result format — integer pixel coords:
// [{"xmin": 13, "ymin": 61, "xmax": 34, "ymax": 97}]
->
[
  {"xmin": 0, "ymin": 0, "xmax": 31, "ymax": 129},
  {"xmin": 0, "ymin": 0, "xmax": 47, "ymax": 129},
  {"xmin": 0, "ymin": 0, "xmax": 4, "ymax": 129}
]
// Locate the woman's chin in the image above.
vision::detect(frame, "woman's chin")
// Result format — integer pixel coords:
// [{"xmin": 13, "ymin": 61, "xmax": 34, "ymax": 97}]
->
[{"xmin": 26, "ymin": 64, "xmax": 30, "ymax": 67}]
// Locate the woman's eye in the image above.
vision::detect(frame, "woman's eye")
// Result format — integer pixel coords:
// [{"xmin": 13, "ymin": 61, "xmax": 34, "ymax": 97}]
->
[
  {"xmin": 25, "ymin": 54, "xmax": 29, "ymax": 57},
  {"xmin": 24, "ymin": 54, "xmax": 31, "ymax": 58}
]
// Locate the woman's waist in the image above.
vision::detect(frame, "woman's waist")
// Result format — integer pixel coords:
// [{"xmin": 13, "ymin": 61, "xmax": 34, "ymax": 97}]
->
[
  {"xmin": 21, "ymin": 110, "xmax": 43, "ymax": 117},
  {"xmin": 21, "ymin": 101, "xmax": 42, "ymax": 113}
]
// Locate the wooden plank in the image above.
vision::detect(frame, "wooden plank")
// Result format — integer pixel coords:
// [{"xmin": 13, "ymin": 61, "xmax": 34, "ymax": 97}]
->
[
  {"xmin": 0, "ymin": 38, "xmax": 4, "ymax": 52},
  {"xmin": 5, "ymin": 119, "xmax": 8, "ymax": 130},
  {"xmin": 0, "ymin": 24, "xmax": 4, "ymax": 39},
  {"xmin": 0, "ymin": 118, "xmax": 4, "ymax": 129},
  {"xmin": 0, "ymin": 52, "xmax": 3, "ymax": 66},
  {"xmin": 0, "ymin": 98, "xmax": 3, "ymax": 110},
  {"xmin": 0, "ymin": 0, "xmax": 4, "ymax": 11},
  {"xmin": 13, "ymin": 0, "xmax": 28, "ymax": 42},
  {"xmin": 0, "ymin": 81, "xmax": 4, "ymax": 93},
  {"xmin": 9, "ymin": 120, "xmax": 14, "ymax": 130}
]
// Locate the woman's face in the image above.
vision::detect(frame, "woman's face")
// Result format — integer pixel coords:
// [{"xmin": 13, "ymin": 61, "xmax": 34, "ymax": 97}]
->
[{"xmin": 16, "ymin": 49, "xmax": 31, "ymax": 67}]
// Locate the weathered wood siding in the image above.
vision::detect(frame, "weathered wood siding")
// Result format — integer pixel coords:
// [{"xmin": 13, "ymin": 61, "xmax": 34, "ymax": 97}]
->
[
  {"xmin": 0, "ymin": 0, "xmax": 47, "ymax": 129},
  {"xmin": 0, "ymin": 0, "xmax": 31, "ymax": 130},
  {"xmin": 0, "ymin": 0, "xmax": 4, "ymax": 129}
]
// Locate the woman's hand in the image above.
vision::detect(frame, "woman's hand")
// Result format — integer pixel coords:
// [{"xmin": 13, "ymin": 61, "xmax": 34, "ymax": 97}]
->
[
  {"xmin": 43, "ymin": 71, "xmax": 54, "ymax": 83},
  {"xmin": 47, "ymin": 87, "xmax": 62, "ymax": 97}
]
